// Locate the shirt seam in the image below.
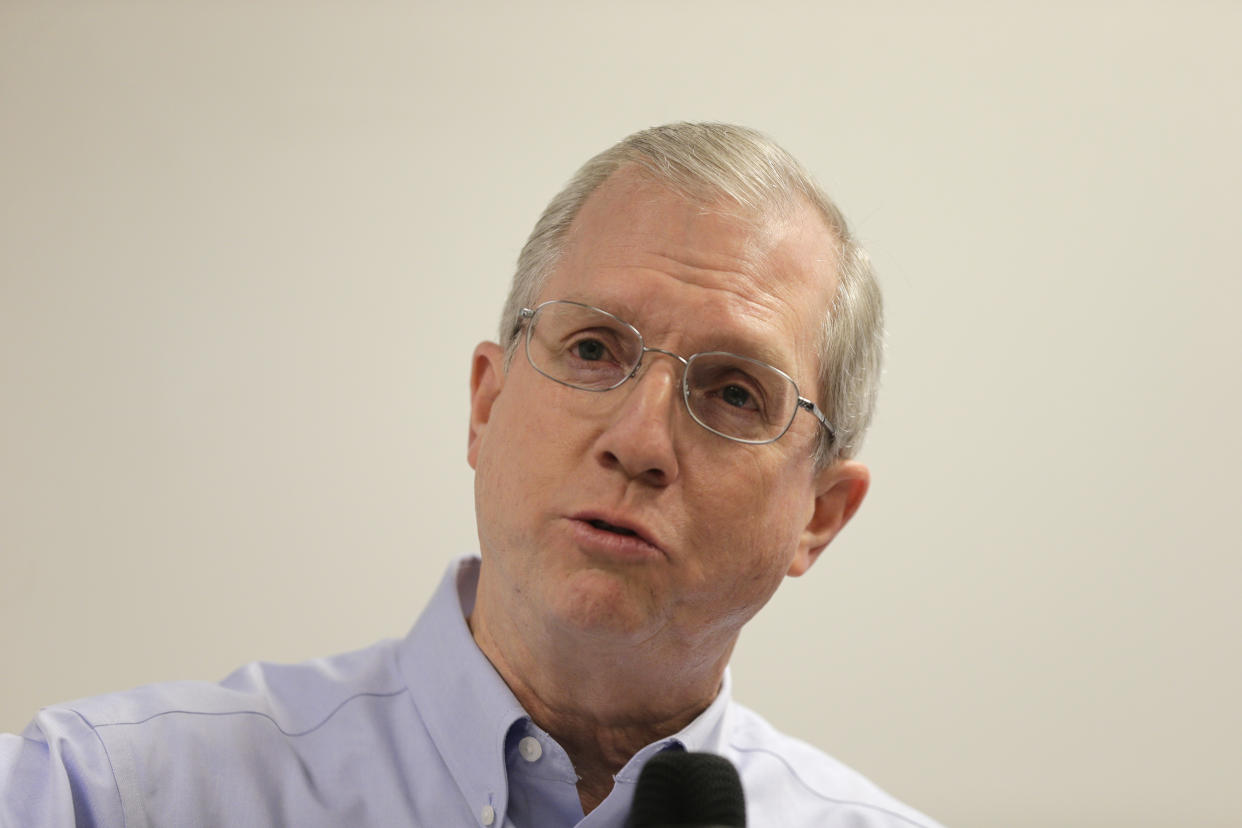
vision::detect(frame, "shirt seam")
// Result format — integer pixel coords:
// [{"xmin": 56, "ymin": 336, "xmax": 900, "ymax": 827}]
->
[
  {"xmin": 85, "ymin": 688, "xmax": 409, "ymax": 739},
  {"xmin": 69, "ymin": 708, "xmax": 129, "ymax": 828}
]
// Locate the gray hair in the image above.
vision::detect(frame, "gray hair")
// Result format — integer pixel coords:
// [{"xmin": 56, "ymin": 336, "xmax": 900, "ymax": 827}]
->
[{"xmin": 499, "ymin": 122, "xmax": 882, "ymax": 467}]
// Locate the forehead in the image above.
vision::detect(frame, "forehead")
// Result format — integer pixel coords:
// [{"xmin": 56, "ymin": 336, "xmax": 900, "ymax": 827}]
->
[{"xmin": 539, "ymin": 167, "xmax": 840, "ymax": 378}]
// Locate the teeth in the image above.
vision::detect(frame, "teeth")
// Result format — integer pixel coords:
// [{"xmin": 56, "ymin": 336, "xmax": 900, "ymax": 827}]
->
[{"xmin": 589, "ymin": 519, "xmax": 637, "ymax": 536}]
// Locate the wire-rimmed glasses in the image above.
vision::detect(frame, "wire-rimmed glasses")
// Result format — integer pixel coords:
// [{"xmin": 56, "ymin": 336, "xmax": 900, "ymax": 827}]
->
[{"xmin": 517, "ymin": 300, "xmax": 835, "ymax": 446}]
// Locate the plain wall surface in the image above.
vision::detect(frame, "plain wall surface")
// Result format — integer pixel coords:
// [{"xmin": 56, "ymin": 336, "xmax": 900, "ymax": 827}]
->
[{"xmin": 2, "ymin": 3, "xmax": 1240, "ymax": 826}]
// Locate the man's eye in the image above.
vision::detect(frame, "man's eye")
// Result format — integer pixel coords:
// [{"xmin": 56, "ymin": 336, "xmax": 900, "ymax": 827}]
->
[
  {"xmin": 720, "ymin": 384, "xmax": 756, "ymax": 409},
  {"xmin": 572, "ymin": 339, "xmax": 608, "ymax": 361}
]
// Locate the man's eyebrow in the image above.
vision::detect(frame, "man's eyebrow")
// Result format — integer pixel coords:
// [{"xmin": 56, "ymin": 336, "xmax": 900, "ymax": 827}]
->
[
  {"xmin": 701, "ymin": 335, "xmax": 794, "ymax": 374},
  {"xmin": 560, "ymin": 295, "xmax": 797, "ymax": 372}
]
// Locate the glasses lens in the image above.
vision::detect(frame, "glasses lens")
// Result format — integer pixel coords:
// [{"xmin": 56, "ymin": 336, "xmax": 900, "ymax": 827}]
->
[
  {"xmin": 685, "ymin": 353, "xmax": 798, "ymax": 442},
  {"xmin": 527, "ymin": 302, "xmax": 642, "ymax": 390}
]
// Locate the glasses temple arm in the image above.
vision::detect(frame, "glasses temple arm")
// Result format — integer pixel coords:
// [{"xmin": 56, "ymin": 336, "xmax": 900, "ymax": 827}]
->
[{"xmin": 797, "ymin": 397, "xmax": 836, "ymax": 445}]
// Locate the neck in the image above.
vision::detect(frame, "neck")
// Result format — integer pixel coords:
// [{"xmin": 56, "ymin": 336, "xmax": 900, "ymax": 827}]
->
[{"xmin": 468, "ymin": 591, "xmax": 734, "ymax": 814}]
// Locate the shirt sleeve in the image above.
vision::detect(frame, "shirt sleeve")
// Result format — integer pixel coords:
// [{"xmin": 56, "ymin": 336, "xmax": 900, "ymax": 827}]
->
[{"xmin": 1, "ymin": 707, "xmax": 127, "ymax": 828}]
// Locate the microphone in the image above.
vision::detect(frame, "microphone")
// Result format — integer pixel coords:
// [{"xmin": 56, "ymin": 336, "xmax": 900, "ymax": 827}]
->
[{"xmin": 625, "ymin": 751, "xmax": 746, "ymax": 828}]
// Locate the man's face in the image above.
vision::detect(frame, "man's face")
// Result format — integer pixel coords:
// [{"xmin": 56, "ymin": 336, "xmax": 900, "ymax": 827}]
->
[{"xmin": 467, "ymin": 167, "xmax": 866, "ymax": 662}]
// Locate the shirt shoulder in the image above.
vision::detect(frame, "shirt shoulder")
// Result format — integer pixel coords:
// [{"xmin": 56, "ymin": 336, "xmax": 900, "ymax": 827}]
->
[
  {"xmin": 67, "ymin": 637, "xmax": 407, "ymax": 734},
  {"xmin": 724, "ymin": 702, "xmax": 944, "ymax": 828},
  {"xmin": 3, "ymin": 639, "xmax": 417, "ymax": 828}
]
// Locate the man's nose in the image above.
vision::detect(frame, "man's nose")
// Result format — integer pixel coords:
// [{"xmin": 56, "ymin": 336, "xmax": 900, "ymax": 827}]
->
[{"xmin": 593, "ymin": 354, "xmax": 682, "ymax": 486}]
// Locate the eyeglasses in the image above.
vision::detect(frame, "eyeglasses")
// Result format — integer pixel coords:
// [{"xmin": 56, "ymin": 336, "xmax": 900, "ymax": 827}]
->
[{"xmin": 517, "ymin": 300, "xmax": 835, "ymax": 446}]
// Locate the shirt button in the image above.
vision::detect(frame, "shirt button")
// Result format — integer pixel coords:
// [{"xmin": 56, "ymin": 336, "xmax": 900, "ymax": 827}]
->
[
  {"xmin": 518, "ymin": 736, "xmax": 543, "ymax": 762},
  {"xmin": 480, "ymin": 804, "xmax": 495, "ymax": 826}
]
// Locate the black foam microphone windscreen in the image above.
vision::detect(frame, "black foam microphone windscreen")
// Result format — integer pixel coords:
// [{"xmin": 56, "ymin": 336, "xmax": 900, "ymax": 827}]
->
[{"xmin": 625, "ymin": 751, "xmax": 746, "ymax": 828}]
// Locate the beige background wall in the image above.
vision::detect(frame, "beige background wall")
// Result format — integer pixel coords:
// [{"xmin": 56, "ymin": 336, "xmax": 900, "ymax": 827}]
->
[{"xmin": 3, "ymin": 3, "xmax": 1239, "ymax": 826}]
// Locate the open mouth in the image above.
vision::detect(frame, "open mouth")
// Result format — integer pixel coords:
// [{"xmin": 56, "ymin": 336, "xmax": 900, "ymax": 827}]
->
[{"xmin": 588, "ymin": 518, "xmax": 639, "ymax": 537}]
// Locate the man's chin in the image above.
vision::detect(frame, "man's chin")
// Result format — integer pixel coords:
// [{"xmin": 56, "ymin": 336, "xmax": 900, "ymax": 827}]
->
[{"xmin": 546, "ymin": 568, "xmax": 664, "ymax": 642}]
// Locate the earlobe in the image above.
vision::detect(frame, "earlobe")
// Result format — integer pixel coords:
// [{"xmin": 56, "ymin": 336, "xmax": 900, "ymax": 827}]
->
[
  {"xmin": 787, "ymin": 460, "xmax": 870, "ymax": 577},
  {"xmin": 467, "ymin": 342, "xmax": 506, "ymax": 470}
]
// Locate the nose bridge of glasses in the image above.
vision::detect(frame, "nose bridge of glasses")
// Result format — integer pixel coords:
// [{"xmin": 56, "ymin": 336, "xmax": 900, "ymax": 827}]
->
[
  {"xmin": 616, "ymin": 344, "xmax": 685, "ymax": 405},
  {"xmin": 630, "ymin": 345, "xmax": 689, "ymax": 385},
  {"xmin": 639, "ymin": 344, "xmax": 688, "ymax": 368}
]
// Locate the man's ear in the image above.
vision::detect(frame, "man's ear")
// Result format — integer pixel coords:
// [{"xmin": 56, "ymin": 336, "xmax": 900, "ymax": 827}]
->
[
  {"xmin": 467, "ymin": 341, "xmax": 506, "ymax": 470},
  {"xmin": 787, "ymin": 460, "xmax": 870, "ymax": 577}
]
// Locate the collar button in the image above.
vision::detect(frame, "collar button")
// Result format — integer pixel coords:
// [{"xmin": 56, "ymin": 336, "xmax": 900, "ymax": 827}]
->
[{"xmin": 518, "ymin": 735, "xmax": 543, "ymax": 762}]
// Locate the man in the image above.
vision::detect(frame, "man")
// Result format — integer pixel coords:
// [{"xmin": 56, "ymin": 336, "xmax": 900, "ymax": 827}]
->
[{"xmin": 1, "ymin": 123, "xmax": 942, "ymax": 827}]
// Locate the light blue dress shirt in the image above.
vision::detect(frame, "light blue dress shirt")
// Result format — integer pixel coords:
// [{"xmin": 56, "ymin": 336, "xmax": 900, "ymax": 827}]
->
[{"xmin": 1, "ymin": 557, "xmax": 943, "ymax": 827}]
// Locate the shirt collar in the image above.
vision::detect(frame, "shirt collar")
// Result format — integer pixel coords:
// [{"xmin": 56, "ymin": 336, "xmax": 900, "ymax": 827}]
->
[{"xmin": 397, "ymin": 556, "xmax": 527, "ymax": 823}]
